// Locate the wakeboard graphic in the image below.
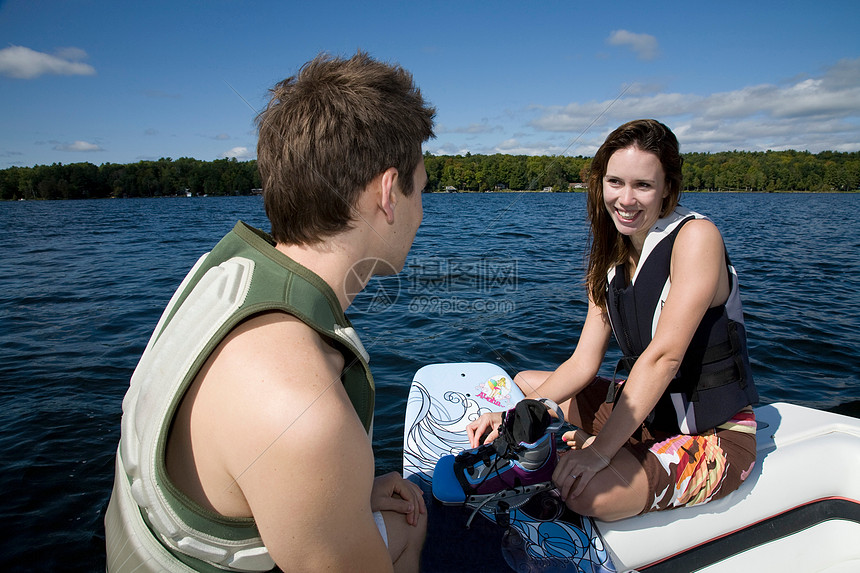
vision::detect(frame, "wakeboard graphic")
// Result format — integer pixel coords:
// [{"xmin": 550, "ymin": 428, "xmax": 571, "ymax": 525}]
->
[{"xmin": 402, "ymin": 362, "xmax": 615, "ymax": 573}]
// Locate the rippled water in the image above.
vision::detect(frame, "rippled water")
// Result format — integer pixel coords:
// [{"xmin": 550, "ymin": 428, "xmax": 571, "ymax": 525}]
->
[{"xmin": 0, "ymin": 193, "xmax": 857, "ymax": 570}]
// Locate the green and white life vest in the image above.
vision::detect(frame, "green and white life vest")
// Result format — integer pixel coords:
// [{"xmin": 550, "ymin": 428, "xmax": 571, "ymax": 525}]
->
[{"xmin": 105, "ymin": 221, "xmax": 374, "ymax": 572}]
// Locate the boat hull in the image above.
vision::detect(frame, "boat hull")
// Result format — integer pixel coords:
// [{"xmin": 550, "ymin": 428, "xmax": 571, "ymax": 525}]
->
[{"xmin": 597, "ymin": 402, "xmax": 860, "ymax": 572}]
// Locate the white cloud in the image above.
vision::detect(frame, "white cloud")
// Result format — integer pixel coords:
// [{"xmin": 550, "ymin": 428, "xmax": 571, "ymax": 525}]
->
[
  {"xmin": 527, "ymin": 58, "xmax": 860, "ymax": 153},
  {"xmin": 54, "ymin": 141, "xmax": 104, "ymax": 152},
  {"xmin": 0, "ymin": 45, "xmax": 96, "ymax": 79},
  {"xmin": 427, "ymin": 142, "xmax": 473, "ymax": 156},
  {"xmin": 54, "ymin": 47, "xmax": 89, "ymax": 61},
  {"xmin": 607, "ymin": 30, "xmax": 659, "ymax": 61},
  {"xmin": 220, "ymin": 146, "xmax": 254, "ymax": 160},
  {"xmin": 492, "ymin": 138, "xmax": 567, "ymax": 156},
  {"xmin": 437, "ymin": 119, "xmax": 503, "ymax": 135}
]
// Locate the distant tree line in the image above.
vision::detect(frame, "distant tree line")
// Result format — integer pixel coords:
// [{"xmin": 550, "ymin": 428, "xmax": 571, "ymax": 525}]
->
[
  {"xmin": 423, "ymin": 150, "xmax": 860, "ymax": 193},
  {"xmin": 424, "ymin": 153, "xmax": 589, "ymax": 192},
  {"xmin": 0, "ymin": 157, "xmax": 261, "ymax": 200},
  {"xmin": 2, "ymin": 150, "xmax": 858, "ymax": 201},
  {"xmin": 681, "ymin": 150, "xmax": 860, "ymax": 193}
]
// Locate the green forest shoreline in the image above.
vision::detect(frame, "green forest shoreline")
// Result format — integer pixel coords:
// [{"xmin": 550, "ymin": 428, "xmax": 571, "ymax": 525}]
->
[
  {"xmin": 432, "ymin": 188, "xmax": 858, "ymax": 194},
  {"xmin": 2, "ymin": 149, "xmax": 858, "ymax": 201}
]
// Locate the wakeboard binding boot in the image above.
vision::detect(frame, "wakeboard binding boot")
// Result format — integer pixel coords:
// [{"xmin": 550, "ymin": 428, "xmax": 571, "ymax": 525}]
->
[{"xmin": 433, "ymin": 398, "xmax": 564, "ymax": 527}]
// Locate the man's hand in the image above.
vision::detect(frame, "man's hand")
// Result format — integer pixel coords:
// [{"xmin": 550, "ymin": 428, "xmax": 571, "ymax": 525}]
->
[{"xmin": 371, "ymin": 472, "xmax": 426, "ymax": 527}]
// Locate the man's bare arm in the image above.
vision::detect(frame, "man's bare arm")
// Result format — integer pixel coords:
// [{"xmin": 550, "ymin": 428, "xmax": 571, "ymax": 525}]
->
[{"xmin": 178, "ymin": 312, "xmax": 394, "ymax": 572}]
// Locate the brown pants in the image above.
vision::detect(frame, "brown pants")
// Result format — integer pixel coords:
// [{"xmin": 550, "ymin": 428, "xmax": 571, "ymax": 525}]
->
[{"xmin": 574, "ymin": 377, "xmax": 757, "ymax": 514}]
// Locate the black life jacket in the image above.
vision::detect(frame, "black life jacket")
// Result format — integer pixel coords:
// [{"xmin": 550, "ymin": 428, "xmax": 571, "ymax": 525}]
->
[{"xmin": 605, "ymin": 207, "xmax": 758, "ymax": 434}]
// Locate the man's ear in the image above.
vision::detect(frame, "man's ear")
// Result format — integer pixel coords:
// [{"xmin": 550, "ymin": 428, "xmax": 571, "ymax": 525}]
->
[{"xmin": 379, "ymin": 167, "xmax": 399, "ymax": 224}]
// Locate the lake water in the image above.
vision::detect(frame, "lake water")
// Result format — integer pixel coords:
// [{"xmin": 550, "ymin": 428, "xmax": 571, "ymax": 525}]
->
[{"xmin": 1, "ymin": 192, "xmax": 858, "ymax": 571}]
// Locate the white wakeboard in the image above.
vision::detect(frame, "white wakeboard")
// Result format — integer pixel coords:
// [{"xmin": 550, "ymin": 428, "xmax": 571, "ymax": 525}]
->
[{"xmin": 402, "ymin": 362, "xmax": 615, "ymax": 573}]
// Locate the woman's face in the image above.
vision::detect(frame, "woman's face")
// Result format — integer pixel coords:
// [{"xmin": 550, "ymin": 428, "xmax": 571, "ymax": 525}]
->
[{"xmin": 602, "ymin": 146, "xmax": 669, "ymax": 253}]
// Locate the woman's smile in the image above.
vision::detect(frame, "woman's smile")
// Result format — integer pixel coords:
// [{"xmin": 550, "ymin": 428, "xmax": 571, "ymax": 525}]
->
[{"xmin": 603, "ymin": 146, "xmax": 669, "ymax": 252}]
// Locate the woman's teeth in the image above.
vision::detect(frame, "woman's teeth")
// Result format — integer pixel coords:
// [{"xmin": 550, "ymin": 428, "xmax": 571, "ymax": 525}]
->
[{"xmin": 616, "ymin": 209, "xmax": 638, "ymax": 221}]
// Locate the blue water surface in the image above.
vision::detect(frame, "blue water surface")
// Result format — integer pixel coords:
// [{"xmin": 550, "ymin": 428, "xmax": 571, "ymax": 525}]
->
[{"xmin": 0, "ymin": 192, "xmax": 857, "ymax": 571}]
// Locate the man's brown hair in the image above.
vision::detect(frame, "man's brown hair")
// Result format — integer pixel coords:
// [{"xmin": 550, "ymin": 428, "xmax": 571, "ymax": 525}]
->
[{"xmin": 256, "ymin": 51, "xmax": 436, "ymax": 245}]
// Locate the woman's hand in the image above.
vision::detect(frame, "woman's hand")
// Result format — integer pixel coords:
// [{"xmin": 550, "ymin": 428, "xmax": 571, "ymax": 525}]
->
[
  {"xmin": 465, "ymin": 411, "xmax": 504, "ymax": 448},
  {"xmin": 552, "ymin": 440, "xmax": 610, "ymax": 501},
  {"xmin": 561, "ymin": 428, "xmax": 594, "ymax": 450},
  {"xmin": 370, "ymin": 472, "xmax": 426, "ymax": 526}
]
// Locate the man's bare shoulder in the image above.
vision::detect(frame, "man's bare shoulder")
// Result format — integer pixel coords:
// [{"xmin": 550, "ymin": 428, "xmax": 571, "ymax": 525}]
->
[
  {"xmin": 168, "ymin": 311, "xmax": 360, "ymax": 514},
  {"xmin": 222, "ymin": 311, "xmax": 345, "ymax": 377},
  {"xmin": 208, "ymin": 311, "xmax": 352, "ymax": 441}
]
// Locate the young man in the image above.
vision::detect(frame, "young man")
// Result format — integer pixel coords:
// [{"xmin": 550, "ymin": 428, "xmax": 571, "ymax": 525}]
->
[{"xmin": 105, "ymin": 52, "xmax": 436, "ymax": 573}]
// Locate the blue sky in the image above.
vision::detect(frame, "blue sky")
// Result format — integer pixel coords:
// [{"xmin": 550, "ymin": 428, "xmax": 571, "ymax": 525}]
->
[{"xmin": 1, "ymin": 0, "xmax": 858, "ymax": 168}]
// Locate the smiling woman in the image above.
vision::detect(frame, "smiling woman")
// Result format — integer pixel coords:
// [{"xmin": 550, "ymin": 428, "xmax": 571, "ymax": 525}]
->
[{"xmin": 468, "ymin": 119, "xmax": 759, "ymax": 523}]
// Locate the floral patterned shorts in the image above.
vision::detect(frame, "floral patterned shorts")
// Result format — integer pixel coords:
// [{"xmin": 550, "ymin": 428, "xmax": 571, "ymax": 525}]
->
[{"xmin": 574, "ymin": 377, "xmax": 757, "ymax": 514}]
